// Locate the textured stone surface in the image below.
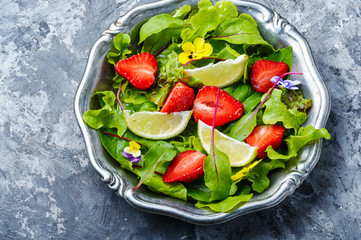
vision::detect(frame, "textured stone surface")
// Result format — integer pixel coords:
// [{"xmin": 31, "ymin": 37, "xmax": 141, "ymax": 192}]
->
[{"xmin": 0, "ymin": 0, "xmax": 360, "ymax": 239}]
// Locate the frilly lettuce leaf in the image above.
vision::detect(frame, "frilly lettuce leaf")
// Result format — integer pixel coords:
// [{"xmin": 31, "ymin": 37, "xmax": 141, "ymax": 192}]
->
[
  {"xmin": 146, "ymin": 49, "xmax": 183, "ymax": 106},
  {"xmin": 266, "ymin": 125, "xmax": 331, "ymax": 160},
  {"xmin": 107, "ymin": 33, "xmax": 131, "ymax": 66},
  {"xmin": 181, "ymin": 5, "xmax": 220, "ymax": 42},
  {"xmin": 83, "ymin": 91, "xmax": 127, "ymax": 137},
  {"xmin": 281, "ymin": 89, "xmax": 312, "ymax": 113},
  {"xmin": 120, "ymin": 81, "xmax": 158, "ymax": 112},
  {"xmin": 263, "ymin": 89, "xmax": 307, "ymax": 131}
]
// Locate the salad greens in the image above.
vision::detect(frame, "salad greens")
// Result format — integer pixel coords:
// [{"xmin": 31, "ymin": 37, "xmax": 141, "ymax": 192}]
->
[{"xmin": 83, "ymin": 0, "xmax": 330, "ymax": 213}]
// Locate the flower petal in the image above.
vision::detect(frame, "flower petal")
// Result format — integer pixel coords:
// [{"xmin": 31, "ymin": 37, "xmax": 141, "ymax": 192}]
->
[
  {"xmin": 130, "ymin": 156, "xmax": 141, "ymax": 163},
  {"xmin": 123, "ymin": 146, "xmax": 132, "ymax": 154},
  {"xmin": 129, "ymin": 141, "xmax": 140, "ymax": 152},
  {"xmin": 132, "ymin": 150, "xmax": 141, "ymax": 158},
  {"xmin": 182, "ymin": 41, "xmax": 195, "ymax": 53},
  {"xmin": 193, "ymin": 37, "xmax": 205, "ymax": 52},
  {"xmin": 122, "ymin": 150, "xmax": 132, "ymax": 159},
  {"xmin": 203, "ymin": 43, "xmax": 213, "ymax": 57},
  {"xmin": 179, "ymin": 52, "xmax": 191, "ymax": 64}
]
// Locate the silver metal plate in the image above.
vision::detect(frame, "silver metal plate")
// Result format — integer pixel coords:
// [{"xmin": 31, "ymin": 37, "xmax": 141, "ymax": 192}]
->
[{"xmin": 74, "ymin": 0, "xmax": 331, "ymax": 224}]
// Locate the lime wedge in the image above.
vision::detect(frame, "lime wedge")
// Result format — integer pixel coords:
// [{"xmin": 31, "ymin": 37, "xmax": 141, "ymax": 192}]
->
[
  {"xmin": 198, "ymin": 120, "xmax": 257, "ymax": 167},
  {"xmin": 183, "ymin": 54, "xmax": 248, "ymax": 88},
  {"xmin": 123, "ymin": 110, "xmax": 192, "ymax": 140}
]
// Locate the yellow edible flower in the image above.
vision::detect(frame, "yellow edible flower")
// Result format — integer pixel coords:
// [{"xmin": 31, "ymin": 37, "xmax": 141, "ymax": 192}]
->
[
  {"xmin": 178, "ymin": 37, "xmax": 213, "ymax": 64},
  {"xmin": 124, "ymin": 141, "xmax": 141, "ymax": 157},
  {"xmin": 231, "ymin": 159, "xmax": 263, "ymax": 181}
]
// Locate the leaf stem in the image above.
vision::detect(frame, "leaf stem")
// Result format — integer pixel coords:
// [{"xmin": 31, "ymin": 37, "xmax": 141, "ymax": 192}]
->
[
  {"xmin": 211, "ymin": 88, "xmax": 220, "ymax": 182},
  {"xmin": 182, "ymin": 57, "xmax": 225, "ymax": 68},
  {"xmin": 102, "ymin": 131, "xmax": 147, "ymax": 147},
  {"xmin": 116, "ymin": 81, "xmax": 126, "ymax": 112}
]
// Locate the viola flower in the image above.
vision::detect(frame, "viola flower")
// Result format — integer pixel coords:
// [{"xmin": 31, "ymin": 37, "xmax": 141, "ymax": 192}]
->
[
  {"xmin": 178, "ymin": 37, "xmax": 213, "ymax": 64},
  {"xmin": 122, "ymin": 141, "xmax": 141, "ymax": 163},
  {"xmin": 271, "ymin": 76, "xmax": 301, "ymax": 90}
]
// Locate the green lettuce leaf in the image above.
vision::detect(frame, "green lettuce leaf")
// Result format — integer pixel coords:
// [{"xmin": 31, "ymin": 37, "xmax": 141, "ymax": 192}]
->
[
  {"xmin": 172, "ymin": 5, "xmax": 191, "ymax": 19},
  {"xmin": 246, "ymin": 159, "xmax": 285, "ymax": 193},
  {"xmin": 137, "ymin": 141, "xmax": 177, "ymax": 183},
  {"xmin": 267, "ymin": 125, "xmax": 331, "ymax": 160},
  {"xmin": 203, "ymin": 146, "xmax": 232, "ymax": 201},
  {"xmin": 181, "ymin": 6, "xmax": 220, "ymax": 42},
  {"xmin": 263, "ymin": 89, "xmax": 307, "ymax": 131},
  {"xmin": 195, "ymin": 185, "xmax": 252, "ymax": 213},
  {"xmin": 83, "ymin": 91, "xmax": 127, "ymax": 137},
  {"xmin": 145, "ymin": 174, "xmax": 187, "ymax": 201},
  {"xmin": 210, "ymin": 14, "xmax": 271, "ymax": 47},
  {"xmin": 139, "ymin": 14, "xmax": 185, "ymax": 43},
  {"xmin": 215, "ymin": 1, "xmax": 238, "ymax": 20},
  {"xmin": 120, "ymin": 82, "xmax": 158, "ymax": 112},
  {"xmin": 107, "ymin": 33, "xmax": 131, "ymax": 66},
  {"xmin": 228, "ymin": 112, "xmax": 257, "ymax": 141}
]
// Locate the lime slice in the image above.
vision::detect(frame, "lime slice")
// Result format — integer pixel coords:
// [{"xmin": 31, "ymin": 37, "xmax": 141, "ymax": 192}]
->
[
  {"xmin": 183, "ymin": 54, "xmax": 248, "ymax": 88},
  {"xmin": 123, "ymin": 110, "xmax": 192, "ymax": 140},
  {"xmin": 198, "ymin": 120, "xmax": 257, "ymax": 167}
]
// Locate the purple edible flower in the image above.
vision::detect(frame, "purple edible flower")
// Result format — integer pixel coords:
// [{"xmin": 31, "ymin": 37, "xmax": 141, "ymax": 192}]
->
[{"xmin": 271, "ymin": 76, "xmax": 301, "ymax": 90}]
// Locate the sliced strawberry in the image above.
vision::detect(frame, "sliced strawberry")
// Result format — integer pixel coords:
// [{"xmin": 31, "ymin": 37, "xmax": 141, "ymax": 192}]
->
[
  {"xmin": 245, "ymin": 124, "xmax": 285, "ymax": 159},
  {"xmin": 193, "ymin": 86, "xmax": 244, "ymax": 127},
  {"xmin": 250, "ymin": 60, "xmax": 289, "ymax": 93},
  {"xmin": 162, "ymin": 150, "xmax": 206, "ymax": 183},
  {"xmin": 160, "ymin": 82, "xmax": 194, "ymax": 113},
  {"xmin": 115, "ymin": 52, "xmax": 157, "ymax": 90}
]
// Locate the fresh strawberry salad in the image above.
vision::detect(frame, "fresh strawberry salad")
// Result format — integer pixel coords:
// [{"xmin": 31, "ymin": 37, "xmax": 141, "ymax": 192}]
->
[{"xmin": 83, "ymin": 0, "xmax": 330, "ymax": 213}]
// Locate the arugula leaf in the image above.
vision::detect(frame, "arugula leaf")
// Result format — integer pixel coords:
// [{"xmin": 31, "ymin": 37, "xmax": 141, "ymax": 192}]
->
[
  {"xmin": 83, "ymin": 91, "xmax": 127, "ymax": 137},
  {"xmin": 203, "ymin": 146, "xmax": 232, "ymax": 201},
  {"xmin": 263, "ymin": 89, "xmax": 307, "ymax": 131},
  {"xmin": 107, "ymin": 33, "xmax": 131, "ymax": 66},
  {"xmin": 267, "ymin": 125, "xmax": 331, "ymax": 160},
  {"xmin": 246, "ymin": 159, "xmax": 285, "ymax": 193},
  {"xmin": 195, "ymin": 185, "xmax": 252, "ymax": 213}
]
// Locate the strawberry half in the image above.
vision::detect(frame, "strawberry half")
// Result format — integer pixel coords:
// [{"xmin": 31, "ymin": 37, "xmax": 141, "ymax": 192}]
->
[
  {"xmin": 162, "ymin": 150, "xmax": 206, "ymax": 183},
  {"xmin": 245, "ymin": 124, "xmax": 285, "ymax": 159},
  {"xmin": 115, "ymin": 52, "xmax": 157, "ymax": 90},
  {"xmin": 160, "ymin": 82, "xmax": 194, "ymax": 113},
  {"xmin": 250, "ymin": 60, "xmax": 289, "ymax": 93},
  {"xmin": 193, "ymin": 86, "xmax": 244, "ymax": 127}
]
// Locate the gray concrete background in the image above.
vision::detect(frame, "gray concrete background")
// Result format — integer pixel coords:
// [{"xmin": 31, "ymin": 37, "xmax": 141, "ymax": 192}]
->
[{"xmin": 0, "ymin": 0, "xmax": 360, "ymax": 239}]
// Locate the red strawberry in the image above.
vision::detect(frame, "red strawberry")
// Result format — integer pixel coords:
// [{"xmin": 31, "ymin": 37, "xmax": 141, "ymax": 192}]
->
[
  {"xmin": 160, "ymin": 82, "xmax": 194, "ymax": 113},
  {"xmin": 162, "ymin": 150, "xmax": 206, "ymax": 183},
  {"xmin": 250, "ymin": 60, "xmax": 289, "ymax": 93},
  {"xmin": 115, "ymin": 52, "xmax": 157, "ymax": 90},
  {"xmin": 193, "ymin": 86, "xmax": 244, "ymax": 127},
  {"xmin": 245, "ymin": 124, "xmax": 285, "ymax": 159}
]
